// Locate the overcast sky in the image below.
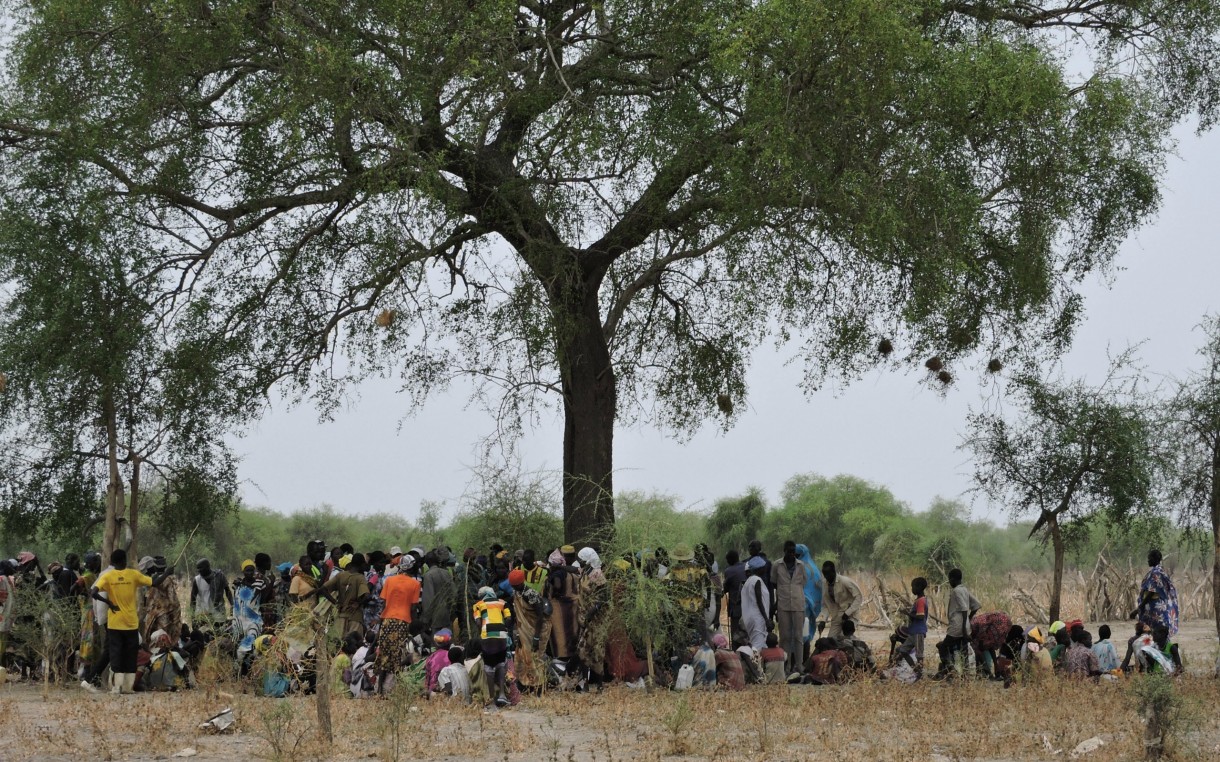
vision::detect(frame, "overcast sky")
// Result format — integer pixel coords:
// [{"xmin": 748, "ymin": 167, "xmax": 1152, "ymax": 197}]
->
[{"xmin": 233, "ymin": 122, "xmax": 1220, "ymax": 526}]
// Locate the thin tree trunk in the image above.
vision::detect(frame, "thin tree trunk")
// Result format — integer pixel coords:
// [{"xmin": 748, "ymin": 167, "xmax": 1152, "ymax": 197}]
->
[
  {"xmin": 128, "ymin": 453, "xmax": 141, "ymax": 561},
  {"xmin": 102, "ymin": 391, "xmax": 124, "ymax": 561},
  {"xmin": 1049, "ymin": 516, "xmax": 1065, "ymax": 623},
  {"xmin": 314, "ymin": 619, "xmax": 333, "ymax": 743},
  {"xmin": 556, "ymin": 270, "xmax": 616, "ymax": 548}
]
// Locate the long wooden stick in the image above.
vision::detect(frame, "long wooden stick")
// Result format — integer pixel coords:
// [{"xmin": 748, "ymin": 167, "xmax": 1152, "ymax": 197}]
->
[{"xmin": 170, "ymin": 524, "xmax": 201, "ymax": 569}]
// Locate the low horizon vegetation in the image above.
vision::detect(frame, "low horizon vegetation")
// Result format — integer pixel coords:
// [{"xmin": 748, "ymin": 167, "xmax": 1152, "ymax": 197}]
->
[{"xmin": 3, "ymin": 467, "xmax": 1206, "ymax": 583}]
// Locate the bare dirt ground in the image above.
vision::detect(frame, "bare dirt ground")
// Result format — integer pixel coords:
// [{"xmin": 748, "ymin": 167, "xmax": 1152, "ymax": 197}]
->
[{"xmin": 1, "ymin": 619, "xmax": 1217, "ymax": 762}]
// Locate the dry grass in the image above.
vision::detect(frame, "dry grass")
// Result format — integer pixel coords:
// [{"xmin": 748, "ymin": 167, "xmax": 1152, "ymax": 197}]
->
[{"xmin": 2, "ymin": 671, "xmax": 1218, "ymax": 761}]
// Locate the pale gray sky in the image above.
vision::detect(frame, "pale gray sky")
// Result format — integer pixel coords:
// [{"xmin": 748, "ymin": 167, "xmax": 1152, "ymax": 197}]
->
[{"xmin": 234, "ymin": 123, "xmax": 1220, "ymax": 525}]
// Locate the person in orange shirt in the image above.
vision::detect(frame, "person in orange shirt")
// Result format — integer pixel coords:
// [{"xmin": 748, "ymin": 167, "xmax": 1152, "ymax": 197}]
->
[
  {"xmin": 375, "ymin": 555, "xmax": 422, "ymax": 692},
  {"xmin": 92, "ymin": 549, "xmax": 173, "ymax": 695}
]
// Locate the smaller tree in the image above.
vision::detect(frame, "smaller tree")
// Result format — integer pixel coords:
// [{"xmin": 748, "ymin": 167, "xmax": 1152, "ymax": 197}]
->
[
  {"xmin": 703, "ymin": 489, "xmax": 767, "ymax": 559},
  {"xmin": 964, "ymin": 353, "xmax": 1158, "ymax": 622},
  {"xmin": 1162, "ymin": 316, "xmax": 1220, "ymax": 675}
]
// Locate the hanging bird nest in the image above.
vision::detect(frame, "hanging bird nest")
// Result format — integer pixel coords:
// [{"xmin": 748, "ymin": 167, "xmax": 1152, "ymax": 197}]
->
[
  {"xmin": 716, "ymin": 393, "xmax": 733, "ymax": 415},
  {"xmin": 877, "ymin": 338, "xmax": 894, "ymax": 356},
  {"xmin": 924, "ymin": 356, "xmax": 944, "ymax": 372},
  {"xmin": 375, "ymin": 309, "xmax": 397, "ymax": 328},
  {"xmin": 987, "ymin": 358, "xmax": 1003, "ymax": 374},
  {"xmin": 937, "ymin": 370, "xmax": 953, "ymax": 386}
]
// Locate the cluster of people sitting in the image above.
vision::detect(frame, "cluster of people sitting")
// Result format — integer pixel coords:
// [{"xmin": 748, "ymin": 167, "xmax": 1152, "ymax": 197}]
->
[{"xmin": 0, "ymin": 540, "xmax": 1184, "ymax": 702}]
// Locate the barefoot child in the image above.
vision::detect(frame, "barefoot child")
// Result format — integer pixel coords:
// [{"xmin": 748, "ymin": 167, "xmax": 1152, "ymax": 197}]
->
[{"xmin": 893, "ymin": 577, "xmax": 928, "ymax": 675}]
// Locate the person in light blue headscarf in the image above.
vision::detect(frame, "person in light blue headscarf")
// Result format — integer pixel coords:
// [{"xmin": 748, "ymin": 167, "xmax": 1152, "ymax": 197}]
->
[{"xmin": 794, "ymin": 544, "xmax": 822, "ymax": 644}]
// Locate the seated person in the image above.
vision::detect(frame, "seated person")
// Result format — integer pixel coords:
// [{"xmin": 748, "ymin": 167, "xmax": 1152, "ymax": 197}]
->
[
  {"xmin": 800, "ymin": 637, "xmax": 849, "ymax": 685},
  {"xmin": 435, "ymin": 646, "xmax": 473, "ymax": 704},
  {"xmin": 710, "ymin": 633, "xmax": 745, "ymax": 691},
  {"xmin": 759, "ymin": 632, "xmax": 788, "ymax": 685},
  {"xmin": 1063, "ymin": 626, "xmax": 1101, "ymax": 679},
  {"xmin": 1092, "ymin": 624, "xmax": 1121, "ymax": 674},
  {"xmin": 1136, "ymin": 625, "xmax": 1183, "ymax": 676},
  {"xmin": 833, "ymin": 619, "xmax": 875, "ymax": 673},
  {"xmin": 1121, "ymin": 621, "xmax": 1149, "ymax": 672}
]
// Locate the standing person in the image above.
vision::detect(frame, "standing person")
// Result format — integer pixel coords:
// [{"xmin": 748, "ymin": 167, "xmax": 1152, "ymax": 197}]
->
[
  {"xmin": 92, "ymin": 549, "xmax": 173, "ymax": 694},
  {"xmin": 818, "ymin": 561, "xmax": 863, "ymax": 640},
  {"xmin": 456, "ymin": 548, "xmax": 484, "ymax": 641},
  {"xmin": 746, "ymin": 540, "xmax": 773, "ymax": 596},
  {"xmin": 509, "ymin": 567, "xmax": 553, "ymax": 692},
  {"xmin": 668, "ymin": 544, "xmax": 712, "ymax": 644},
  {"xmin": 521, "ymin": 550, "xmax": 548, "ymax": 595},
  {"xmin": 232, "ymin": 560, "xmax": 264, "ymax": 666},
  {"xmin": 307, "ymin": 553, "xmax": 372, "ymax": 639},
  {"xmin": 1132, "ymin": 549, "xmax": 1180, "ymax": 637},
  {"xmin": 138, "ymin": 556, "xmax": 180, "ymax": 647},
  {"xmin": 421, "ymin": 549, "xmax": 456, "ymax": 635},
  {"xmin": 363, "ymin": 551, "xmax": 388, "ymax": 637},
  {"xmin": 79, "ymin": 552, "xmax": 111, "ymax": 689},
  {"xmin": 0, "ymin": 560, "xmax": 15, "ymax": 668},
  {"xmin": 376, "ymin": 554, "xmax": 422, "ymax": 693},
  {"xmin": 893, "ymin": 577, "xmax": 929, "ymax": 674},
  {"xmin": 189, "ymin": 558, "xmax": 232, "ymax": 634},
  {"xmin": 933, "ymin": 568, "xmax": 980, "ymax": 679},
  {"xmin": 793, "ymin": 544, "xmax": 822, "ymax": 659},
  {"xmin": 740, "ymin": 556, "xmax": 772, "ymax": 651},
  {"xmin": 771, "ymin": 540, "xmax": 809, "ymax": 673},
  {"xmin": 472, "ymin": 586, "xmax": 513, "ymax": 707},
  {"xmin": 547, "ymin": 547, "xmax": 581, "ymax": 662},
  {"xmin": 574, "ymin": 548, "xmax": 610, "ymax": 688},
  {"xmin": 722, "ymin": 550, "xmax": 747, "ymax": 643},
  {"xmin": 695, "ymin": 544, "xmax": 721, "ymax": 635},
  {"xmin": 253, "ymin": 553, "xmax": 278, "ymax": 629}
]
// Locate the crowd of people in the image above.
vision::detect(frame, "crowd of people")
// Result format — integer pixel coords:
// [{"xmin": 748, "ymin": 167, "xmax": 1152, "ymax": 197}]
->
[{"xmin": 0, "ymin": 540, "xmax": 1185, "ymax": 704}]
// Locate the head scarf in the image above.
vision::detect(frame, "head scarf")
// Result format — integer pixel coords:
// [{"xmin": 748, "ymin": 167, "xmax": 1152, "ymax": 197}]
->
[
  {"xmin": 711, "ymin": 632, "xmax": 729, "ymax": 649},
  {"xmin": 548, "ymin": 549, "xmax": 565, "ymax": 567},
  {"xmin": 794, "ymin": 544, "xmax": 823, "ymax": 640},
  {"xmin": 745, "ymin": 556, "xmax": 766, "ymax": 571},
  {"xmin": 138, "ymin": 556, "xmax": 158, "ymax": 574},
  {"xmin": 577, "ymin": 547, "xmax": 601, "ymax": 570},
  {"xmin": 508, "ymin": 569, "xmax": 525, "ymax": 587},
  {"xmin": 433, "ymin": 628, "xmax": 453, "ymax": 646},
  {"xmin": 479, "ymin": 586, "xmax": 498, "ymax": 602},
  {"xmin": 277, "ymin": 562, "xmax": 293, "ymax": 574},
  {"xmin": 16, "ymin": 551, "xmax": 36, "ymax": 566},
  {"xmin": 242, "ymin": 559, "xmax": 256, "ymax": 571},
  {"xmin": 399, "ymin": 554, "xmax": 415, "ymax": 573},
  {"xmin": 338, "ymin": 553, "xmax": 353, "ymax": 569}
]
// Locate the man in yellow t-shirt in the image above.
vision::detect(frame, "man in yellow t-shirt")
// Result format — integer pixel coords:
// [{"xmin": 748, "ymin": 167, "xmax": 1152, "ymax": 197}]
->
[{"xmin": 92, "ymin": 549, "xmax": 173, "ymax": 695}]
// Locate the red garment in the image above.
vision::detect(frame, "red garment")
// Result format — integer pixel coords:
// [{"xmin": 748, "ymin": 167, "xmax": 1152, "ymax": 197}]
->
[
  {"xmin": 607, "ymin": 624, "xmax": 648, "ymax": 681},
  {"xmin": 970, "ymin": 612, "xmax": 1012, "ymax": 651},
  {"xmin": 714, "ymin": 649, "xmax": 746, "ymax": 691},
  {"xmin": 808, "ymin": 650, "xmax": 848, "ymax": 684}
]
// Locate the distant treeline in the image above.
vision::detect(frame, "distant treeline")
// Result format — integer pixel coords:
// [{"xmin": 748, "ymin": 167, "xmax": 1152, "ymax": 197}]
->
[{"xmin": 4, "ymin": 469, "xmax": 1204, "ymax": 581}]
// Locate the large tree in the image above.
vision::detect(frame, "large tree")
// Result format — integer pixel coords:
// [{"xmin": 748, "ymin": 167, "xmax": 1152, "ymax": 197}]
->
[
  {"xmin": 2, "ymin": 1, "xmax": 1217, "ymax": 544},
  {"xmin": 1163, "ymin": 316, "xmax": 1220, "ymax": 676},
  {"xmin": 963, "ymin": 357, "xmax": 1159, "ymax": 622}
]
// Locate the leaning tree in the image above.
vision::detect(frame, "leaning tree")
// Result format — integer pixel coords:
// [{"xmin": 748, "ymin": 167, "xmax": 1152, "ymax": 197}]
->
[
  {"xmin": 2, "ymin": 0, "xmax": 1217, "ymax": 544},
  {"xmin": 963, "ymin": 355, "xmax": 1159, "ymax": 622}
]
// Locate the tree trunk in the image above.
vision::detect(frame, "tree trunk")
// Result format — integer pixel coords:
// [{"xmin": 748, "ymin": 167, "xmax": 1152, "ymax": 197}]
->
[
  {"xmin": 556, "ymin": 267, "xmax": 616, "ymax": 548},
  {"xmin": 1211, "ymin": 436, "xmax": 1219, "ymax": 678},
  {"xmin": 128, "ymin": 453, "xmax": 141, "ymax": 561},
  {"xmin": 1049, "ymin": 516, "xmax": 1065, "ymax": 623},
  {"xmin": 102, "ymin": 391, "xmax": 124, "ymax": 561},
  {"xmin": 314, "ymin": 619, "xmax": 333, "ymax": 743}
]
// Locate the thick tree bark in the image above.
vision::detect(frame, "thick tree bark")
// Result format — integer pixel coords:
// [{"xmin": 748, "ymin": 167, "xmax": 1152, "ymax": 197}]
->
[
  {"xmin": 555, "ymin": 264, "xmax": 616, "ymax": 548},
  {"xmin": 1049, "ymin": 516, "xmax": 1065, "ymax": 623}
]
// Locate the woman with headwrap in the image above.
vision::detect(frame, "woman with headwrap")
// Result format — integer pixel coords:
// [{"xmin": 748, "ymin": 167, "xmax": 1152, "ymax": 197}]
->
[
  {"xmin": 546, "ymin": 547, "xmax": 581, "ymax": 661},
  {"xmin": 232, "ymin": 560, "xmax": 265, "ymax": 669},
  {"xmin": 472, "ymin": 586, "xmax": 513, "ymax": 706},
  {"xmin": 376, "ymin": 554, "xmax": 422, "ymax": 692},
  {"xmin": 1133, "ymin": 549, "xmax": 1180, "ymax": 637},
  {"xmin": 574, "ymin": 548, "xmax": 610, "ymax": 688},
  {"xmin": 509, "ymin": 567, "xmax": 553, "ymax": 691},
  {"xmin": 794, "ymin": 544, "xmax": 823, "ymax": 658},
  {"xmin": 138, "ymin": 555, "xmax": 181, "ymax": 647}
]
